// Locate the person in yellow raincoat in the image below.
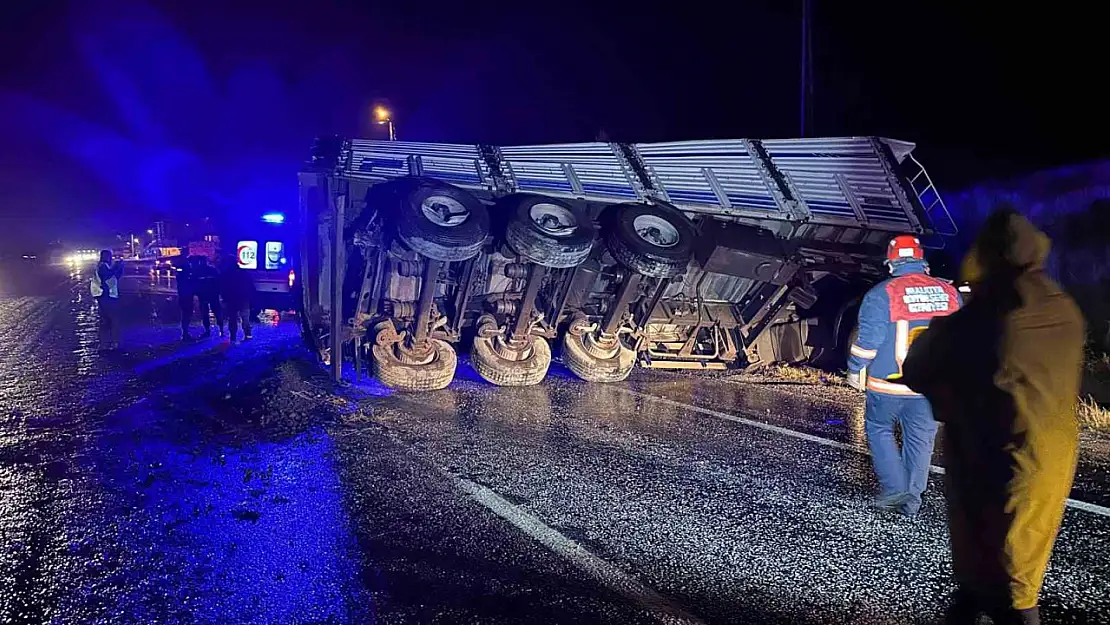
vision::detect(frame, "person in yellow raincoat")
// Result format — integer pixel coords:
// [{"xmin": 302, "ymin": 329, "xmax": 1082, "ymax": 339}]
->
[{"xmin": 901, "ymin": 208, "xmax": 1085, "ymax": 625}]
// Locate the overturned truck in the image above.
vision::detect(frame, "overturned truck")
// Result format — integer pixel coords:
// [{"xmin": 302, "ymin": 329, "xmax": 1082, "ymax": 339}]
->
[{"xmin": 297, "ymin": 136, "xmax": 955, "ymax": 391}]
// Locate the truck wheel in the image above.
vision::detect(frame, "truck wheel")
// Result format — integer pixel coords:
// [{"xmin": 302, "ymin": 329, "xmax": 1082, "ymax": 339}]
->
[
  {"xmin": 505, "ymin": 195, "xmax": 596, "ymax": 268},
  {"xmin": 471, "ymin": 335, "xmax": 552, "ymax": 386},
  {"xmin": 561, "ymin": 331, "xmax": 637, "ymax": 383},
  {"xmin": 372, "ymin": 338, "xmax": 457, "ymax": 391},
  {"xmin": 394, "ymin": 179, "xmax": 490, "ymax": 262},
  {"xmin": 605, "ymin": 203, "xmax": 695, "ymax": 278},
  {"xmin": 845, "ymin": 325, "xmax": 859, "ymax": 365}
]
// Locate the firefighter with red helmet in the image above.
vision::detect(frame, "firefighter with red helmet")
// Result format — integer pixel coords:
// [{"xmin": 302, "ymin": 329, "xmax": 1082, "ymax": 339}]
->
[{"xmin": 847, "ymin": 234, "xmax": 961, "ymax": 517}]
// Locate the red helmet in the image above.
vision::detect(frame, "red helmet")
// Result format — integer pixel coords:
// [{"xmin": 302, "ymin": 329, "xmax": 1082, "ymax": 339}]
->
[{"xmin": 886, "ymin": 234, "xmax": 924, "ymax": 264}]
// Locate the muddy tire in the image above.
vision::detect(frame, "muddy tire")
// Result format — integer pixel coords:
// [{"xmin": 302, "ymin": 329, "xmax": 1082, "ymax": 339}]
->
[
  {"xmin": 845, "ymin": 325, "xmax": 859, "ymax": 364},
  {"xmin": 471, "ymin": 335, "xmax": 552, "ymax": 386},
  {"xmin": 505, "ymin": 195, "xmax": 596, "ymax": 268},
  {"xmin": 561, "ymin": 331, "xmax": 637, "ymax": 383},
  {"xmin": 605, "ymin": 203, "xmax": 696, "ymax": 278},
  {"xmin": 372, "ymin": 338, "xmax": 457, "ymax": 391},
  {"xmin": 392, "ymin": 178, "xmax": 490, "ymax": 262}
]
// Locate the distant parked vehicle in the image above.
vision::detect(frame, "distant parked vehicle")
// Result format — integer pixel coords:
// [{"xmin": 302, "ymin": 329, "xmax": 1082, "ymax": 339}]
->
[{"xmin": 219, "ymin": 214, "xmax": 298, "ymax": 316}]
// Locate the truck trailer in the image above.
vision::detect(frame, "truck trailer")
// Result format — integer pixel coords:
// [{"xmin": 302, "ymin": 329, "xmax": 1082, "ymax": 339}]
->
[{"xmin": 296, "ymin": 136, "xmax": 955, "ymax": 391}]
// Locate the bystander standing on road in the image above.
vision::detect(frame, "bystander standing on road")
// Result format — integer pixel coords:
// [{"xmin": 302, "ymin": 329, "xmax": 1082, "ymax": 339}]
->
[
  {"xmin": 91, "ymin": 249, "xmax": 123, "ymax": 351},
  {"xmin": 845, "ymin": 234, "xmax": 961, "ymax": 518},
  {"xmin": 902, "ymin": 209, "xmax": 1085, "ymax": 625},
  {"xmin": 219, "ymin": 254, "xmax": 254, "ymax": 343},
  {"xmin": 191, "ymin": 256, "xmax": 223, "ymax": 337},
  {"xmin": 176, "ymin": 256, "xmax": 196, "ymax": 340}
]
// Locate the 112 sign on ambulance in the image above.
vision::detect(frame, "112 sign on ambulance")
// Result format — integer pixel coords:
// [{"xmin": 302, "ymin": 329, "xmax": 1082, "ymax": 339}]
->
[{"xmin": 237, "ymin": 240, "xmax": 258, "ymax": 269}]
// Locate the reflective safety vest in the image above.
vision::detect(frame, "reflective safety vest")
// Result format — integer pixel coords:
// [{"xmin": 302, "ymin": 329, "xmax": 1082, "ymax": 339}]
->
[
  {"xmin": 847, "ymin": 261, "xmax": 961, "ymax": 396},
  {"xmin": 92, "ymin": 263, "xmax": 119, "ymax": 298}
]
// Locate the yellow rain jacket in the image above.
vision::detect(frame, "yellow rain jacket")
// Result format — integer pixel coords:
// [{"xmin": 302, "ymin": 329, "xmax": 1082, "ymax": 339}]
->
[{"xmin": 902, "ymin": 210, "xmax": 1085, "ymax": 610}]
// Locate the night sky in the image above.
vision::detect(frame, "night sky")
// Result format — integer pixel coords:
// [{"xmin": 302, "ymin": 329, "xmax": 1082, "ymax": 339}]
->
[{"xmin": 0, "ymin": 0, "xmax": 1105, "ymax": 251}]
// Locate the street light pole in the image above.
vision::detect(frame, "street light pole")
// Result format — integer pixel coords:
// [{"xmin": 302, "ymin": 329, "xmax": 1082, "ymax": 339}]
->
[{"xmin": 374, "ymin": 106, "xmax": 396, "ymax": 141}]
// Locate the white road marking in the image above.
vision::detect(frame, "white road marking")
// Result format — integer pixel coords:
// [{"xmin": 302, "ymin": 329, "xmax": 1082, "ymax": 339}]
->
[
  {"xmin": 448, "ymin": 473, "xmax": 707, "ymax": 625},
  {"xmin": 359, "ymin": 413, "xmax": 706, "ymax": 625},
  {"xmin": 622, "ymin": 388, "xmax": 1110, "ymax": 519}
]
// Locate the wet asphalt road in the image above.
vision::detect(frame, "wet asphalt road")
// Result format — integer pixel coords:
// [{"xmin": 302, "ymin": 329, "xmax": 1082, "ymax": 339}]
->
[{"xmin": 2, "ymin": 262, "xmax": 1109, "ymax": 625}]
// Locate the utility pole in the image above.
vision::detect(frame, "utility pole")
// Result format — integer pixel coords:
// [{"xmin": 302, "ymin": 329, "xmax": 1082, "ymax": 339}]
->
[{"xmin": 800, "ymin": 0, "xmax": 814, "ymax": 137}]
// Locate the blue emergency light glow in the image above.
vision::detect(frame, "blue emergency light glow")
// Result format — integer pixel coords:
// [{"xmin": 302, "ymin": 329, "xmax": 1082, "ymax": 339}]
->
[{"xmin": 262, "ymin": 213, "xmax": 285, "ymax": 224}]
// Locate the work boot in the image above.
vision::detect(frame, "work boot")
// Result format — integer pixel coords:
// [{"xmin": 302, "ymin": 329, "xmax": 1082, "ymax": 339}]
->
[
  {"xmin": 943, "ymin": 587, "xmax": 981, "ymax": 624},
  {"xmin": 898, "ymin": 497, "xmax": 922, "ymax": 519},
  {"xmin": 988, "ymin": 607, "xmax": 1040, "ymax": 625},
  {"xmin": 870, "ymin": 492, "xmax": 909, "ymax": 510}
]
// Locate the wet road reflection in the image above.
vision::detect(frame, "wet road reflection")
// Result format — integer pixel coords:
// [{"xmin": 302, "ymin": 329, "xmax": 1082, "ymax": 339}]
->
[
  {"xmin": 630, "ymin": 369, "xmax": 1110, "ymax": 509},
  {"xmin": 1, "ymin": 266, "xmax": 366, "ymax": 624},
  {"xmin": 355, "ymin": 359, "xmax": 1110, "ymax": 624},
  {"xmin": 2, "ymin": 262, "xmax": 1109, "ymax": 624},
  {"xmin": 0, "ymin": 266, "xmax": 658, "ymax": 625}
]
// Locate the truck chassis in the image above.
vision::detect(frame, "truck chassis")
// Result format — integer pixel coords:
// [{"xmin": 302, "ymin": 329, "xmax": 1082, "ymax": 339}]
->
[{"xmin": 297, "ymin": 136, "xmax": 955, "ymax": 391}]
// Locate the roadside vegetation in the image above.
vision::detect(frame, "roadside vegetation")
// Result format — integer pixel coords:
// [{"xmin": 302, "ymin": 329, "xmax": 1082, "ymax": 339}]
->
[
  {"xmin": 746, "ymin": 356, "xmax": 1110, "ymax": 431},
  {"xmin": 1081, "ymin": 345, "xmax": 1110, "ymax": 429}
]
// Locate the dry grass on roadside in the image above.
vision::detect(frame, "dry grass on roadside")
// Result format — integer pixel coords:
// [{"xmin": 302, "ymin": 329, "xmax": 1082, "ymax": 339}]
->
[
  {"xmin": 1077, "ymin": 395, "xmax": 1110, "ymax": 430},
  {"xmin": 1084, "ymin": 346, "xmax": 1110, "ymax": 381},
  {"xmin": 1080, "ymin": 346, "xmax": 1110, "ymax": 429},
  {"xmin": 1089, "ymin": 352, "xmax": 1110, "ymax": 376},
  {"xmin": 744, "ymin": 363, "xmax": 846, "ymax": 386},
  {"xmin": 747, "ymin": 362, "xmax": 1110, "ymax": 430}
]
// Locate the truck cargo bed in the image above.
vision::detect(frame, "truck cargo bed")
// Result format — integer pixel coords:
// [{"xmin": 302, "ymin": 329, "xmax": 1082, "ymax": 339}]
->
[{"xmin": 320, "ymin": 136, "xmax": 954, "ymax": 237}]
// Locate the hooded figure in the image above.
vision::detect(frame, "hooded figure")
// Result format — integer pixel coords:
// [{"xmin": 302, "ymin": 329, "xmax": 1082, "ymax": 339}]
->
[{"xmin": 902, "ymin": 209, "xmax": 1085, "ymax": 625}]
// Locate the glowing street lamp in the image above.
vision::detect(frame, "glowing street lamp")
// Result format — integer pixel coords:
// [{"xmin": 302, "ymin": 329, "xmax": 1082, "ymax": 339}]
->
[{"xmin": 374, "ymin": 105, "xmax": 396, "ymax": 141}]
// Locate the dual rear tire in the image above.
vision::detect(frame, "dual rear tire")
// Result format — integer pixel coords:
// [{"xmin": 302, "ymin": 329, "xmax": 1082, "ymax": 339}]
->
[
  {"xmin": 355, "ymin": 181, "xmax": 698, "ymax": 390},
  {"xmin": 470, "ymin": 195, "xmax": 594, "ymax": 386},
  {"xmin": 372, "ymin": 338, "xmax": 458, "ymax": 392},
  {"xmin": 561, "ymin": 331, "xmax": 637, "ymax": 383},
  {"xmin": 605, "ymin": 202, "xmax": 696, "ymax": 278},
  {"xmin": 471, "ymin": 335, "xmax": 552, "ymax": 387},
  {"xmin": 504, "ymin": 195, "xmax": 596, "ymax": 268},
  {"xmin": 393, "ymin": 179, "xmax": 490, "ymax": 262}
]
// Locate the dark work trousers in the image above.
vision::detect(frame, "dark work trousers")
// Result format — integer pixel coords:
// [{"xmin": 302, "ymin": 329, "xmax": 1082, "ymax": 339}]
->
[
  {"xmin": 197, "ymin": 293, "xmax": 223, "ymax": 332},
  {"xmin": 180, "ymin": 294, "xmax": 195, "ymax": 335},
  {"xmin": 96, "ymin": 295, "xmax": 120, "ymax": 348},
  {"xmin": 225, "ymin": 303, "xmax": 252, "ymax": 341}
]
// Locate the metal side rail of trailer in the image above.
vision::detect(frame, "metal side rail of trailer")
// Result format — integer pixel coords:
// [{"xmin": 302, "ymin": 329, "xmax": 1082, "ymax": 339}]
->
[{"xmin": 297, "ymin": 135, "xmax": 956, "ymax": 390}]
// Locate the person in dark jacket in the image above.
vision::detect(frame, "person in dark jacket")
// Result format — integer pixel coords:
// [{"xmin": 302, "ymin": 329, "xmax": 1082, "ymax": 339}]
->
[
  {"xmin": 902, "ymin": 209, "xmax": 1085, "ymax": 625},
  {"xmin": 190, "ymin": 255, "xmax": 224, "ymax": 337},
  {"xmin": 176, "ymin": 256, "xmax": 196, "ymax": 340},
  {"xmin": 94, "ymin": 249, "xmax": 124, "ymax": 350},
  {"xmin": 219, "ymin": 254, "xmax": 254, "ymax": 343}
]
